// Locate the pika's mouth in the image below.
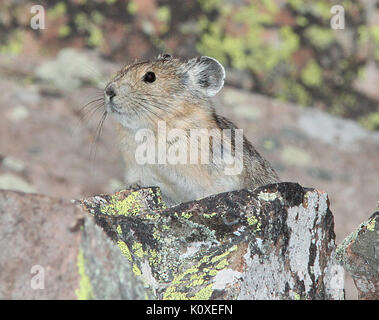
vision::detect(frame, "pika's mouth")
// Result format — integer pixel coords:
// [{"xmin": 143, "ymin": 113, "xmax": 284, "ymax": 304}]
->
[
  {"xmin": 106, "ymin": 101, "xmax": 123, "ymax": 114},
  {"xmin": 109, "ymin": 103, "xmax": 121, "ymax": 114}
]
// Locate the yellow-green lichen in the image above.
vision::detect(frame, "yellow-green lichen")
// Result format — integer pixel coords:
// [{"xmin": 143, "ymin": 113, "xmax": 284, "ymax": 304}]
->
[
  {"xmin": 152, "ymin": 229, "xmax": 161, "ymax": 240},
  {"xmin": 215, "ymin": 258, "xmax": 229, "ymax": 270},
  {"xmin": 127, "ymin": 1, "xmax": 138, "ymax": 15},
  {"xmin": 119, "ymin": 238, "xmax": 160, "ymax": 267},
  {"xmin": 189, "ymin": 273, "xmax": 205, "ymax": 287},
  {"xmin": 190, "ymin": 278, "xmax": 205, "ymax": 286},
  {"xmin": 145, "ymin": 213, "xmax": 160, "ymax": 220},
  {"xmin": 73, "ymin": 11, "xmax": 103, "ymax": 48},
  {"xmin": 163, "ymin": 286, "xmax": 189, "ymax": 300},
  {"xmin": 148, "ymin": 249, "xmax": 161, "ymax": 267},
  {"xmin": 366, "ymin": 218, "xmax": 375, "ymax": 232},
  {"xmin": 359, "ymin": 112, "xmax": 379, "ymax": 131},
  {"xmin": 294, "ymin": 292, "xmax": 300, "ymax": 300},
  {"xmin": 117, "ymin": 240, "xmax": 132, "ymax": 261},
  {"xmin": 211, "ymin": 250, "xmax": 229, "ymax": 264},
  {"xmin": 190, "ymin": 284, "xmax": 214, "ymax": 300},
  {"xmin": 156, "ymin": 6, "xmax": 171, "ymax": 34},
  {"xmin": 208, "ymin": 269, "xmax": 218, "ymax": 276},
  {"xmin": 212, "ymin": 245, "xmax": 237, "ymax": 265},
  {"xmin": 195, "ymin": 0, "xmax": 370, "ymax": 116},
  {"xmin": 132, "ymin": 241, "xmax": 146, "ymax": 258},
  {"xmin": 181, "ymin": 212, "xmax": 193, "ymax": 219},
  {"xmin": 0, "ymin": 30, "xmax": 23, "ymax": 55},
  {"xmin": 47, "ymin": 2, "xmax": 67, "ymax": 19},
  {"xmin": 87, "ymin": 26, "xmax": 103, "ymax": 47},
  {"xmin": 277, "ymin": 80, "xmax": 310, "ymax": 107},
  {"xmin": 197, "ymin": 1, "xmax": 298, "ymax": 75},
  {"xmin": 301, "ymin": 59, "xmax": 322, "ymax": 87},
  {"xmin": 149, "ymin": 249, "xmax": 158, "ymax": 259},
  {"xmin": 162, "ymin": 245, "xmax": 238, "ymax": 300},
  {"xmin": 116, "ymin": 225, "xmax": 122, "ymax": 235},
  {"xmin": 75, "ymin": 249, "xmax": 94, "ymax": 300},
  {"xmin": 305, "ymin": 26, "xmax": 334, "ymax": 49},
  {"xmin": 247, "ymin": 216, "xmax": 262, "ymax": 231},
  {"xmin": 101, "ymin": 191, "xmax": 143, "ymax": 216},
  {"xmin": 296, "ymin": 16, "xmax": 308, "ymax": 27},
  {"xmin": 203, "ymin": 212, "xmax": 217, "ymax": 218},
  {"xmin": 58, "ymin": 24, "xmax": 71, "ymax": 38},
  {"xmin": 133, "ymin": 263, "xmax": 142, "ymax": 276}
]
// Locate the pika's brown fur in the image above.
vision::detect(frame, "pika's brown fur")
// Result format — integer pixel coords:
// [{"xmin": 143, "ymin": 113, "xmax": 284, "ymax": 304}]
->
[{"xmin": 104, "ymin": 54, "xmax": 279, "ymax": 206}]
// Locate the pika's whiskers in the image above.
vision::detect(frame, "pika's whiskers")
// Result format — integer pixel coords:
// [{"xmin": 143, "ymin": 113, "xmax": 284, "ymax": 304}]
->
[{"xmin": 90, "ymin": 111, "xmax": 108, "ymax": 168}]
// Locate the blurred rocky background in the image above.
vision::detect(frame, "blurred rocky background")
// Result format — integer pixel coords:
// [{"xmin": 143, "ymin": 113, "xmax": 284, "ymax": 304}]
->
[{"xmin": 0, "ymin": 0, "xmax": 378, "ymax": 299}]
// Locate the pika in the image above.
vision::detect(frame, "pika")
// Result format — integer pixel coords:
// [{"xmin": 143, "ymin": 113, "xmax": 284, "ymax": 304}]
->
[{"xmin": 104, "ymin": 54, "xmax": 279, "ymax": 206}]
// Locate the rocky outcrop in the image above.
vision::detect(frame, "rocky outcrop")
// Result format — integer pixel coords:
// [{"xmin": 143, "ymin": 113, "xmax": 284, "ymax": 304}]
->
[
  {"xmin": 79, "ymin": 182, "xmax": 343, "ymax": 300},
  {"xmin": 0, "ymin": 182, "xmax": 346, "ymax": 300},
  {"xmin": 0, "ymin": 189, "xmax": 151, "ymax": 299},
  {"xmin": 336, "ymin": 212, "xmax": 378, "ymax": 300}
]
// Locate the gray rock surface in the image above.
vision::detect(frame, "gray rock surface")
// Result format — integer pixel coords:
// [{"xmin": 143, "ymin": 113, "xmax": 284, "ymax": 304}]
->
[
  {"xmin": 336, "ymin": 212, "xmax": 378, "ymax": 300},
  {"xmin": 79, "ymin": 182, "xmax": 344, "ymax": 300},
  {"xmin": 0, "ymin": 182, "xmax": 347, "ymax": 300},
  {"xmin": 0, "ymin": 190, "xmax": 81, "ymax": 299}
]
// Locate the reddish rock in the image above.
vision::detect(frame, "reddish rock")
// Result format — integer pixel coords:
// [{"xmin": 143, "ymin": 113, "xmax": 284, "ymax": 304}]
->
[{"xmin": 0, "ymin": 190, "xmax": 82, "ymax": 299}]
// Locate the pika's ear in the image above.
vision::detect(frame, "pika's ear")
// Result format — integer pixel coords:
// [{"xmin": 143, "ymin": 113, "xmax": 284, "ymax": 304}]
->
[
  {"xmin": 186, "ymin": 56, "xmax": 225, "ymax": 97},
  {"xmin": 157, "ymin": 53, "xmax": 172, "ymax": 60}
]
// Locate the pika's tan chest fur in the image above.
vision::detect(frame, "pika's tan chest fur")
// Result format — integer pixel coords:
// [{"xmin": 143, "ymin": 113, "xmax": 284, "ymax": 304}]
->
[{"xmin": 117, "ymin": 122, "xmax": 244, "ymax": 206}]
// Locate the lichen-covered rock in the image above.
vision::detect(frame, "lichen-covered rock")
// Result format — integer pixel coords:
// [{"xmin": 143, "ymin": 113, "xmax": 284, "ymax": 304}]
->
[
  {"xmin": 0, "ymin": 183, "xmax": 345, "ymax": 300},
  {"xmin": 78, "ymin": 214, "xmax": 152, "ymax": 300},
  {"xmin": 336, "ymin": 212, "xmax": 378, "ymax": 300},
  {"xmin": 80, "ymin": 182, "xmax": 344, "ymax": 300},
  {"xmin": 1, "ymin": 1, "xmax": 378, "ymax": 123},
  {"xmin": 0, "ymin": 189, "xmax": 150, "ymax": 300}
]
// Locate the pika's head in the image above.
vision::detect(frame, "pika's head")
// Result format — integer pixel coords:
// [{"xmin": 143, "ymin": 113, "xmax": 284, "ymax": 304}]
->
[{"xmin": 104, "ymin": 54, "xmax": 225, "ymax": 129}]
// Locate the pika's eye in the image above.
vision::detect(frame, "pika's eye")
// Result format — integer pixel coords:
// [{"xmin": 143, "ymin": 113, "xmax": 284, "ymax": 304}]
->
[{"xmin": 143, "ymin": 71, "xmax": 156, "ymax": 83}]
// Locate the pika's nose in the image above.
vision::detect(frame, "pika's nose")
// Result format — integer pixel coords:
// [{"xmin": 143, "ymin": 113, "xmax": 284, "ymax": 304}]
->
[{"xmin": 105, "ymin": 84, "xmax": 116, "ymax": 100}]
